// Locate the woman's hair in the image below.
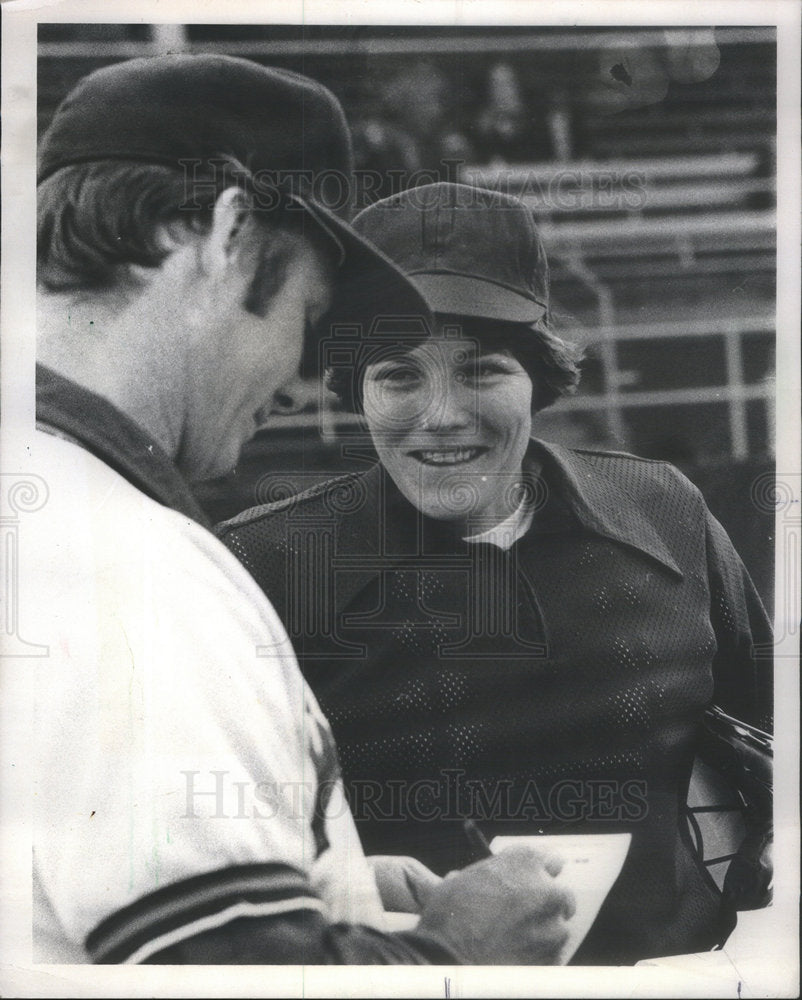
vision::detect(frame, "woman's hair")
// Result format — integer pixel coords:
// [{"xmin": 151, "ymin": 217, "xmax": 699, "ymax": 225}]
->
[
  {"xmin": 37, "ymin": 159, "xmax": 309, "ymax": 313},
  {"xmin": 326, "ymin": 313, "xmax": 583, "ymax": 414}
]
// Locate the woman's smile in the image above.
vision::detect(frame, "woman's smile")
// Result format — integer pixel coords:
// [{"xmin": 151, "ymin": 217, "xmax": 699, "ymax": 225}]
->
[{"xmin": 410, "ymin": 446, "xmax": 488, "ymax": 465}]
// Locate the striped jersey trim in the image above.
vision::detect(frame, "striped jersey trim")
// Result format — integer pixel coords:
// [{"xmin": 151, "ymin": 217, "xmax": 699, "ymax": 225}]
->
[
  {"xmin": 124, "ymin": 898, "xmax": 326, "ymax": 965},
  {"xmin": 86, "ymin": 863, "xmax": 320, "ymax": 964}
]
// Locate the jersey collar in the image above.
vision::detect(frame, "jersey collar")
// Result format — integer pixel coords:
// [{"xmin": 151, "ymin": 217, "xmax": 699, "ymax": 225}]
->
[
  {"xmin": 335, "ymin": 439, "xmax": 684, "ymax": 580},
  {"xmin": 36, "ymin": 363, "xmax": 210, "ymax": 527}
]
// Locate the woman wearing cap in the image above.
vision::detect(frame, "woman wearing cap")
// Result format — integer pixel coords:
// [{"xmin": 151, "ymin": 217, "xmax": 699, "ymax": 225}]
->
[{"xmin": 218, "ymin": 183, "xmax": 772, "ymax": 965}]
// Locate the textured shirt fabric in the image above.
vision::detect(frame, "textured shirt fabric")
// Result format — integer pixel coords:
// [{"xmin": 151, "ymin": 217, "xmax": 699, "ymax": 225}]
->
[
  {"xmin": 217, "ymin": 440, "xmax": 773, "ymax": 965},
  {"xmin": 31, "ymin": 367, "xmax": 456, "ymax": 966}
]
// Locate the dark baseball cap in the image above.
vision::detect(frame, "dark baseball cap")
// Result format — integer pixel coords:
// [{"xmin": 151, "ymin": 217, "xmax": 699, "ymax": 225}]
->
[
  {"xmin": 352, "ymin": 182, "xmax": 549, "ymax": 323},
  {"xmin": 37, "ymin": 53, "xmax": 431, "ymax": 323}
]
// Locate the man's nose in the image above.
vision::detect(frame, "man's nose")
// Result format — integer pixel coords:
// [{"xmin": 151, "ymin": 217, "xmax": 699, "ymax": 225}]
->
[{"xmin": 270, "ymin": 375, "xmax": 317, "ymax": 415}]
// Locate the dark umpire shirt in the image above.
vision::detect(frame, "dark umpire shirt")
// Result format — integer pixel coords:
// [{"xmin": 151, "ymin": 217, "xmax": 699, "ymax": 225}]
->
[{"xmin": 217, "ymin": 439, "xmax": 773, "ymax": 965}]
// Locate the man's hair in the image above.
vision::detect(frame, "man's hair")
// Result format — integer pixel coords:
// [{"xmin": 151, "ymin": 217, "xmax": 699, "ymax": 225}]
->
[
  {"xmin": 37, "ymin": 159, "xmax": 309, "ymax": 315},
  {"xmin": 326, "ymin": 314, "xmax": 582, "ymax": 415}
]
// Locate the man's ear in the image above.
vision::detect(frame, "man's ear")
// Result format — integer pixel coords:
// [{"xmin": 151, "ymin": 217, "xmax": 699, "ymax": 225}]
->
[{"xmin": 201, "ymin": 186, "xmax": 252, "ymax": 275}]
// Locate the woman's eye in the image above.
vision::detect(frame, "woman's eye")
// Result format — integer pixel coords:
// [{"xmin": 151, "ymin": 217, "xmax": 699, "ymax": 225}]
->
[
  {"xmin": 373, "ymin": 366, "xmax": 420, "ymax": 384},
  {"xmin": 457, "ymin": 362, "xmax": 508, "ymax": 382}
]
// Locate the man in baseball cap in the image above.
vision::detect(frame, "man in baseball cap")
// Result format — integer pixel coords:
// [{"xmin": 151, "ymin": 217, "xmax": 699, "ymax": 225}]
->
[
  {"xmin": 38, "ymin": 55, "xmax": 431, "ymax": 339},
  {"xmin": 31, "ymin": 55, "xmax": 574, "ymax": 965}
]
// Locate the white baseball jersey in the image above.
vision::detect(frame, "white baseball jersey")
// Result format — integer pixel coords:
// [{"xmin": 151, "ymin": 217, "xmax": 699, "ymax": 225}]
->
[{"xmin": 28, "ymin": 430, "xmax": 384, "ymax": 963}]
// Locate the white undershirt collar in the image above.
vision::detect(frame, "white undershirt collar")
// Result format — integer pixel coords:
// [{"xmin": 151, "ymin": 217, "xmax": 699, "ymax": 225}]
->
[{"xmin": 462, "ymin": 498, "xmax": 534, "ymax": 550}]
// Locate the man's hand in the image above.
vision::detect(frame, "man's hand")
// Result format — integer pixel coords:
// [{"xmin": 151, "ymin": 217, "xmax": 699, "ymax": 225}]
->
[
  {"xmin": 414, "ymin": 845, "xmax": 576, "ymax": 965},
  {"xmin": 367, "ymin": 855, "xmax": 442, "ymax": 913}
]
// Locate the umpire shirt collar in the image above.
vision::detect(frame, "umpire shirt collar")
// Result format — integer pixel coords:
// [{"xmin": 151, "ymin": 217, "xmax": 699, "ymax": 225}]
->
[
  {"xmin": 530, "ymin": 439, "xmax": 683, "ymax": 577},
  {"xmin": 336, "ymin": 438, "xmax": 683, "ymax": 579}
]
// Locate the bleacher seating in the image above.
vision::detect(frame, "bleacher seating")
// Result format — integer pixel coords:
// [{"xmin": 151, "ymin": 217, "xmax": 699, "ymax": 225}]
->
[{"xmin": 35, "ymin": 25, "xmax": 778, "ymax": 604}]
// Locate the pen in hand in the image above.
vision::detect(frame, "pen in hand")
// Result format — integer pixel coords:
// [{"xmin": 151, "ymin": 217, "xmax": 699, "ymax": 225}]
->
[{"xmin": 463, "ymin": 818, "xmax": 493, "ymax": 861}]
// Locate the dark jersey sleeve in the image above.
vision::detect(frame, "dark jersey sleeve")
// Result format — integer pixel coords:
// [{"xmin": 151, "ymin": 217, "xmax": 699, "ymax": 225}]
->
[
  {"xmin": 142, "ymin": 909, "xmax": 458, "ymax": 964},
  {"xmin": 705, "ymin": 508, "xmax": 773, "ymax": 733}
]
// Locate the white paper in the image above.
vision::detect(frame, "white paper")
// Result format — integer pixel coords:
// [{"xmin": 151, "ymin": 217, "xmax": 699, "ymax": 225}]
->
[
  {"xmin": 490, "ymin": 833, "xmax": 632, "ymax": 964},
  {"xmin": 383, "ymin": 911, "xmax": 422, "ymax": 932}
]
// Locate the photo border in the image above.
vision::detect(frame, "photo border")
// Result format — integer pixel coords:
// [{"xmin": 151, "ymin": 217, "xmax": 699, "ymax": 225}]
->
[{"xmin": 2, "ymin": 2, "xmax": 799, "ymax": 996}]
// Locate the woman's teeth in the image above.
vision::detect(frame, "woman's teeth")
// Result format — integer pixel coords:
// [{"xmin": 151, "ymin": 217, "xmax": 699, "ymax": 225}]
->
[{"xmin": 417, "ymin": 448, "xmax": 480, "ymax": 465}]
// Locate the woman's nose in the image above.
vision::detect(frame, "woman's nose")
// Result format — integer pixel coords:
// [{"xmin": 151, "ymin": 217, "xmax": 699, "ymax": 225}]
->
[{"xmin": 422, "ymin": 375, "xmax": 474, "ymax": 431}]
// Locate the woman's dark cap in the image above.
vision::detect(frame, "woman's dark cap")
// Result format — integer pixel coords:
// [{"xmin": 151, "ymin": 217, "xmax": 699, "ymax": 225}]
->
[
  {"xmin": 37, "ymin": 53, "xmax": 432, "ymax": 325},
  {"xmin": 352, "ymin": 182, "xmax": 549, "ymax": 324}
]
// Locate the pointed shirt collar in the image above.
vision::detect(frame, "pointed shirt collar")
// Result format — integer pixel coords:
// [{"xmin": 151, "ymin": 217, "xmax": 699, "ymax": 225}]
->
[{"xmin": 334, "ymin": 438, "xmax": 684, "ymax": 579}]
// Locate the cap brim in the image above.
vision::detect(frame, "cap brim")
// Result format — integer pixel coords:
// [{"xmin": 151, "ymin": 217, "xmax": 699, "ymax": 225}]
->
[
  {"xmin": 409, "ymin": 272, "xmax": 547, "ymax": 323},
  {"xmin": 292, "ymin": 196, "xmax": 434, "ymax": 335}
]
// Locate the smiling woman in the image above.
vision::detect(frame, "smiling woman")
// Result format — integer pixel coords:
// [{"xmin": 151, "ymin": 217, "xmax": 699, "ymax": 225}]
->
[
  {"xmin": 217, "ymin": 183, "xmax": 772, "ymax": 966},
  {"xmin": 362, "ymin": 333, "xmax": 535, "ymax": 529}
]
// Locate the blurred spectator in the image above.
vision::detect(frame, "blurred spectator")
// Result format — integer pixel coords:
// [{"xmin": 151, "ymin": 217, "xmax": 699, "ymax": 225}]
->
[
  {"xmin": 352, "ymin": 60, "xmax": 474, "ymax": 201},
  {"xmin": 473, "ymin": 61, "xmax": 531, "ymax": 163}
]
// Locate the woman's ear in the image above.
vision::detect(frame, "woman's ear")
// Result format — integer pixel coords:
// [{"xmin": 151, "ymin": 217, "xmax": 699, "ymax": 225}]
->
[{"xmin": 201, "ymin": 186, "xmax": 252, "ymax": 275}]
